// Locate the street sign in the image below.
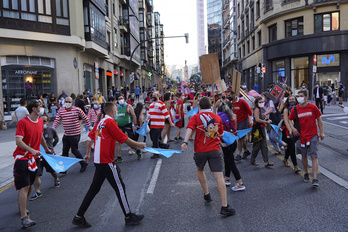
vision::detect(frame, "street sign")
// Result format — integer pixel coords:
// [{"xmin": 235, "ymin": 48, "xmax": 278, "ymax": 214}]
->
[
  {"xmin": 130, "ymin": 72, "xmax": 134, "ymax": 83},
  {"xmin": 313, "ymin": 65, "xmax": 317, "ymax": 73}
]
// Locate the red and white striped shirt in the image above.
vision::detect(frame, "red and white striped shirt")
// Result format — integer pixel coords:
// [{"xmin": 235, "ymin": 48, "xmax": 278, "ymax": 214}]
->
[
  {"xmin": 88, "ymin": 115, "xmax": 128, "ymax": 163},
  {"xmin": 148, "ymin": 100, "xmax": 170, "ymax": 129},
  {"xmin": 53, "ymin": 106, "xmax": 91, "ymax": 136},
  {"xmin": 87, "ymin": 108, "xmax": 101, "ymax": 125}
]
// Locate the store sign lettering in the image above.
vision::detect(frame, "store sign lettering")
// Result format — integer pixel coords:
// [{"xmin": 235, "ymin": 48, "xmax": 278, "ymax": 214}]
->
[
  {"xmin": 322, "ymin": 55, "xmax": 335, "ymax": 65},
  {"xmin": 15, "ymin": 70, "xmax": 38, "ymax": 75}
]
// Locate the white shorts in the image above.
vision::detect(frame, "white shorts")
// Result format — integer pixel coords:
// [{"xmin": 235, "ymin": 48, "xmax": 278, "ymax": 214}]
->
[{"xmin": 323, "ymin": 96, "xmax": 328, "ymax": 102}]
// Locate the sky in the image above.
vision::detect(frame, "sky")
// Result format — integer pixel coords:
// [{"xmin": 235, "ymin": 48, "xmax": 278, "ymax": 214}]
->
[{"xmin": 153, "ymin": 0, "xmax": 198, "ymax": 67}]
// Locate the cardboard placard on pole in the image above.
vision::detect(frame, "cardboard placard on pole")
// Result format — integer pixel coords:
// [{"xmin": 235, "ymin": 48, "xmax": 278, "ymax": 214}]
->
[
  {"xmin": 199, "ymin": 54, "xmax": 221, "ymax": 85},
  {"xmin": 266, "ymin": 84, "xmax": 285, "ymax": 102},
  {"xmin": 232, "ymin": 69, "xmax": 241, "ymax": 96},
  {"xmin": 216, "ymin": 79, "xmax": 227, "ymax": 93}
]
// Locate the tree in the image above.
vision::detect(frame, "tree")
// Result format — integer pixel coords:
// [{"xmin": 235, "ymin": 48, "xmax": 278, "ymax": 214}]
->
[{"xmin": 190, "ymin": 74, "xmax": 201, "ymax": 83}]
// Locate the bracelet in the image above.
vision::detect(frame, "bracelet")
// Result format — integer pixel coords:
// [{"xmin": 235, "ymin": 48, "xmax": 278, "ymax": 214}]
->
[{"xmin": 182, "ymin": 142, "xmax": 188, "ymax": 145}]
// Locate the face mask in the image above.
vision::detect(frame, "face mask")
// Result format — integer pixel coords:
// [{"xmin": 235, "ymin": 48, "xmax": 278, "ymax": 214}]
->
[
  {"xmin": 65, "ymin": 103, "xmax": 72, "ymax": 109},
  {"xmin": 222, "ymin": 96, "xmax": 226, "ymax": 100},
  {"xmin": 198, "ymin": 97, "xmax": 202, "ymax": 100},
  {"xmin": 297, "ymin": 97, "xmax": 305, "ymax": 104},
  {"xmin": 97, "ymin": 91, "xmax": 100, "ymax": 94},
  {"xmin": 258, "ymin": 103, "xmax": 265, "ymax": 108},
  {"xmin": 302, "ymin": 86, "xmax": 306, "ymax": 88},
  {"xmin": 152, "ymin": 97, "xmax": 157, "ymax": 101},
  {"xmin": 283, "ymin": 97, "xmax": 287, "ymax": 102},
  {"xmin": 43, "ymin": 124, "xmax": 47, "ymax": 129},
  {"xmin": 242, "ymin": 85, "xmax": 247, "ymax": 88},
  {"xmin": 316, "ymin": 85, "xmax": 319, "ymax": 88},
  {"xmin": 118, "ymin": 100, "xmax": 124, "ymax": 105},
  {"xmin": 93, "ymin": 105, "xmax": 99, "ymax": 109},
  {"xmin": 38, "ymin": 107, "xmax": 45, "ymax": 116},
  {"xmin": 289, "ymin": 101, "xmax": 296, "ymax": 106}
]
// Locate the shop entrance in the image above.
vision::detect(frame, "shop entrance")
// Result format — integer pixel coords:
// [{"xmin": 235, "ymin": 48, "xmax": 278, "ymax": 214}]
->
[{"xmin": 317, "ymin": 72, "xmax": 340, "ymax": 86}]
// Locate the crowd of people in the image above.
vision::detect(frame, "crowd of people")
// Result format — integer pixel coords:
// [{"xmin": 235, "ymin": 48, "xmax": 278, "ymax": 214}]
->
[{"xmin": 11, "ymin": 80, "xmax": 339, "ymax": 229}]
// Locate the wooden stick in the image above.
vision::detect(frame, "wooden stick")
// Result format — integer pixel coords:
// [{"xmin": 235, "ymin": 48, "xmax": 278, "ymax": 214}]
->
[{"xmin": 240, "ymin": 88, "xmax": 254, "ymax": 106}]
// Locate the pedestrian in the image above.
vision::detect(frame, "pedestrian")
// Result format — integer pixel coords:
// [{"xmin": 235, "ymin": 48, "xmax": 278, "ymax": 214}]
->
[
  {"xmin": 161, "ymin": 92, "xmax": 173, "ymax": 143},
  {"xmin": 94, "ymin": 89, "xmax": 103, "ymax": 103},
  {"xmin": 115, "ymin": 95, "xmax": 142, "ymax": 162},
  {"xmin": 30, "ymin": 114, "xmax": 61, "ymax": 201},
  {"xmin": 227, "ymin": 91, "xmax": 252, "ymax": 161},
  {"xmin": 174, "ymin": 92, "xmax": 185, "ymax": 142},
  {"xmin": 48, "ymin": 93, "xmax": 57, "ymax": 117},
  {"xmin": 13, "ymin": 100, "xmax": 51, "ymax": 228},
  {"xmin": 321, "ymin": 81, "xmax": 331, "ymax": 108},
  {"xmin": 76, "ymin": 94, "xmax": 87, "ymax": 114},
  {"xmin": 338, "ymin": 81, "xmax": 345, "ymax": 105},
  {"xmin": 288, "ymin": 90, "xmax": 325, "ymax": 187},
  {"xmin": 58, "ymin": 90, "xmax": 68, "ymax": 100},
  {"xmin": 181, "ymin": 96, "xmax": 236, "ymax": 216},
  {"xmin": 249, "ymin": 97, "xmax": 274, "ymax": 167},
  {"xmin": 52, "ymin": 97, "xmax": 91, "ymax": 173},
  {"xmin": 134, "ymin": 102, "xmax": 146, "ymax": 144},
  {"xmin": 282, "ymin": 96, "xmax": 300, "ymax": 172},
  {"xmin": 135, "ymin": 85, "xmax": 140, "ymax": 102},
  {"xmin": 217, "ymin": 102, "xmax": 245, "ymax": 191},
  {"xmin": 313, "ymin": 82, "xmax": 324, "ymax": 114},
  {"xmin": 87, "ymin": 101, "xmax": 101, "ymax": 127},
  {"xmin": 14, "ymin": 98, "xmax": 29, "ymax": 122},
  {"xmin": 147, "ymin": 91, "xmax": 174, "ymax": 159},
  {"xmin": 72, "ymin": 103, "xmax": 145, "ymax": 228}
]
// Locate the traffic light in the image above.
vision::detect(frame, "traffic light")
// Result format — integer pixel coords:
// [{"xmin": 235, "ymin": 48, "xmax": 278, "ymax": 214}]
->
[{"xmin": 262, "ymin": 64, "xmax": 266, "ymax": 74}]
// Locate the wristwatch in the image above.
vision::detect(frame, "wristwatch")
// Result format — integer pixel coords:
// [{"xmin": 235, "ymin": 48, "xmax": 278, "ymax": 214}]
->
[{"xmin": 182, "ymin": 141, "xmax": 188, "ymax": 145}]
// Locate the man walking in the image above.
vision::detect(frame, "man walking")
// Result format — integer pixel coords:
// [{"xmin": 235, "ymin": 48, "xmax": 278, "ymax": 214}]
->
[
  {"xmin": 53, "ymin": 97, "xmax": 91, "ymax": 173},
  {"xmin": 13, "ymin": 100, "xmax": 51, "ymax": 228},
  {"xmin": 181, "ymin": 97, "xmax": 236, "ymax": 216},
  {"xmin": 313, "ymin": 82, "xmax": 324, "ymax": 114},
  {"xmin": 289, "ymin": 90, "xmax": 325, "ymax": 187},
  {"xmin": 338, "ymin": 81, "xmax": 345, "ymax": 105},
  {"xmin": 72, "ymin": 103, "xmax": 145, "ymax": 228}
]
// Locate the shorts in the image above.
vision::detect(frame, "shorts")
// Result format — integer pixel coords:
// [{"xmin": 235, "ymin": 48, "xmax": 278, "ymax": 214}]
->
[
  {"xmin": 323, "ymin": 96, "xmax": 328, "ymax": 102},
  {"xmin": 136, "ymin": 94, "xmax": 140, "ymax": 99},
  {"xmin": 175, "ymin": 117, "xmax": 185, "ymax": 128},
  {"xmin": 119, "ymin": 123, "xmax": 135, "ymax": 140},
  {"xmin": 193, "ymin": 150, "xmax": 224, "ymax": 172},
  {"xmin": 36, "ymin": 157, "xmax": 55, "ymax": 176},
  {"xmin": 339, "ymin": 91, "xmax": 343, "ymax": 97},
  {"xmin": 13, "ymin": 160, "xmax": 37, "ymax": 190},
  {"xmin": 295, "ymin": 136, "xmax": 319, "ymax": 158}
]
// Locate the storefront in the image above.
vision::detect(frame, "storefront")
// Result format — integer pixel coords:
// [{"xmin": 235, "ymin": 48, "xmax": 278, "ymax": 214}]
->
[{"xmin": 316, "ymin": 53, "xmax": 340, "ymax": 87}]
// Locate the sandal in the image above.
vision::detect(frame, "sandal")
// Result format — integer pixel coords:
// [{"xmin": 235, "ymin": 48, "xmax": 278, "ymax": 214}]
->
[
  {"xmin": 282, "ymin": 159, "xmax": 290, "ymax": 167},
  {"xmin": 189, "ymin": 138, "xmax": 195, "ymax": 141},
  {"xmin": 250, "ymin": 161, "xmax": 259, "ymax": 166},
  {"xmin": 265, "ymin": 162, "xmax": 274, "ymax": 167},
  {"xmin": 294, "ymin": 168, "xmax": 301, "ymax": 173}
]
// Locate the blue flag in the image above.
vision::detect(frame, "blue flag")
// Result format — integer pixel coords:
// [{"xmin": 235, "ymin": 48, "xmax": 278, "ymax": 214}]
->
[
  {"xmin": 222, "ymin": 131, "xmax": 238, "ymax": 146},
  {"xmin": 135, "ymin": 121, "xmax": 148, "ymax": 137},
  {"xmin": 237, "ymin": 128, "xmax": 252, "ymax": 139},
  {"xmin": 144, "ymin": 147, "xmax": 182, "ymax": 158},
  {"xmin": 85, "ymin": 125, "xmax": 89, "ymax": 134},
  {"xmin": 40, "ymin": 146, "xmax": 83, "ymax": 173},
  {"xmin": 186, "ymin": 106, "xmax": 199, "ymax": 117},
  {"xmin": 174, "ymin": 118, "xmax": 180, "ymax": 124},
  {"xmin": 270, "ymin": 124, "xmax": 279, "ymax": 132}
]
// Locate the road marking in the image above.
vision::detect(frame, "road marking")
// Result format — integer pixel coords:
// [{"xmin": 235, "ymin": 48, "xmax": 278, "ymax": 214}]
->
[
  {"xmin": 321, "ymin": 113, "xmax": 346, "ymax": 118},
  {"xmin": 147, "ymin": 159, "xmax": 162, "ymax": 194},
  {"xmin": 327, "ymin": 116, "xmax": 348, "ymax": 120},
  {"xmin": 0, "ymin": 182, "xmax": 13, "ymax": 194},
  {"xmin": 340, "ymin": 121, "xmax": 348, "ymax": 124},
  {"xmin": 322, "ymin": 121, "xmax": 348, "ymax": 130}
]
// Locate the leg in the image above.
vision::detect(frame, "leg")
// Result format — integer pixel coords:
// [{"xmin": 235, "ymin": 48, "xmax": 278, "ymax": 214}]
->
[
  {"xmin": 221, "ymin": 146, "xmax": 231, "ymax": 179},
  {"xmin": 69, "ymin": 135, "xmax": 85, "ymax": 166},
  {"xmin": 18, "ymin": 186, "xmax": 30, "ymax": 218},
  {"xmin": 311, "ymin": 157, "xmax": 319, "ymax": 179},
  {"xmin": 161, "ymin": 124, "xmax": 169, "ymax": 142},
  {"xmin": 237, "ymin": 138, "xmax": 243, "ymax": 156},
  {"xmin": 227, "ymin": 143, "xmax": 242, "ymax": 181},
  {"xmin": 212, "ymin": 172, "xmax": 228, "ymax": 207},
  {"xmin": 250, "ymin": 141, "xmax": 261, "ymax": 164},
  {"xmin": 196, "ymin": 168, "xmax": 209, "ymax": 195},
  {"xmin": 116, "ymin": 142, "xmax": 122, "ymax": 158},
  {"xmin": 150, "ymin": 129, "xmax": 159, "ymax": 148},
  {"xmin": 301, "ymin": 155, "xmax": 309, "ymax": 174},
  {"xmin": 260, "ymin": 139, "xmax": 269, "ymax": 164},
  {"xmin": 33, "ymin": 176, "xmax": 41, "ymax": 194},
  {"xmin": 268, "ymin": 130, "xmax": 280, "ymax": 152},
  {"xmin": 62, "ymin": 135, "xmax": 71, "ymax": 157}
]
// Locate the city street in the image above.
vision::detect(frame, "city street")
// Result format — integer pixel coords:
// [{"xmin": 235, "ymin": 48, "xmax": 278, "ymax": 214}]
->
[{"xmin": 0, "ymin": 103, "xmax": 347, "ymax": 232}]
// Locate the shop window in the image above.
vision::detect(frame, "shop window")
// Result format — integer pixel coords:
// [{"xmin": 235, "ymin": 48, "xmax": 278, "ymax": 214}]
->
[
  {"xmin": 314, "ymin": 12, "xmax": 339, "ymax": 33},
  {"xmin": 291, "ymin": 57, "xmax": 309, "ymax": 90},
  {"xmin": 285, "ymin": 17, "xmax": 303, "ymax": 38},
  {"xmin": 272, "ymin": 60, "xmax": 285, "ymax": 83}
]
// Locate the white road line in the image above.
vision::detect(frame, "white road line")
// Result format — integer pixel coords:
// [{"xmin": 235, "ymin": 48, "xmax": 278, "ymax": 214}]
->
[
  {"xmin": 340, "ymin": 121, "xmax": 348, "ymax": 124},
  {"xmin": 147, "ymin": 159, "xmax": 162, "ymax": 194},
  {"xmin": 322, "ymin": 121, "xmax": 348, "ymax": 130},
  {"xmin": 327, "ymin": 116, "xmax": 348, "ymax": 120},
  {"xmin": 321, "ymin": 113, "xmax": 346, "ymax": 118},
  {"xmin": 296, "ymin": 155, "xmax": 348, "ymax": 190}
]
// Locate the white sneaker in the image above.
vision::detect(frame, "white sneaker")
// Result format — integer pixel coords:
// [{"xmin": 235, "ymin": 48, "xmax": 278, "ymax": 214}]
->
[
  {"xmin": 231, "ymin": 183, "xmax": 245, "ymax": 191},
  {"xmin": 225, "ymin": 180, "xmax": 231, "ymax": 186},
  {"xmin": 129, "ymin": 150, "xmax": 135, "ymax": 155}
]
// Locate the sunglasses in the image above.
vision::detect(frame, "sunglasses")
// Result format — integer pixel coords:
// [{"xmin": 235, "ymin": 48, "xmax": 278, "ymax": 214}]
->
[{"xmin": 65, "ymin": 101, "xmax": 72, "ymax": 103}]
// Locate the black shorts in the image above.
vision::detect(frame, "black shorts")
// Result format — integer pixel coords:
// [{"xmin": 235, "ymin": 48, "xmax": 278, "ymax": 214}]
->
[
  {"xmin": 13, "ymin": 160, "xmax": 37, "ymax": 190},
  {"xmin": 339, "ymin": 91, "xmax": 343, "ymax": 97},
  {"xmin": 193, "ymin": 150, "xmax": 224, "ymax": 172},
  {"xmin": 36, "ymin": 157, "xmax": 55, "ymax": 176},
  {"xmin": 119, "ymin": 123, "xmax": 135, "ymax": 140}
]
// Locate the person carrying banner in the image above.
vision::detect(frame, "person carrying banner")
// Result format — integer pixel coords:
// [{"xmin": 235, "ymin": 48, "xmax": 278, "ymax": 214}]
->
[
  {"xmin": 181, "ymin": 97, "xmax": 236, "ymax": 216},
  {"xmin": 13, "ymin": 100, "xmax": 52, "ymax": 228},
  {"xmin": 30, "ymin": 115, "xmax": 60, "ymax": 201},
  {"xmin": 72, "ymin": 103, "xmax": 145, "ymax": 228}
]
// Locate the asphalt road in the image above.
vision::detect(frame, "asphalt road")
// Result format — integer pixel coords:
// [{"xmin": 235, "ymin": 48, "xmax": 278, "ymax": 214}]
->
[{"xmin": 1, "ymin": 119, "xmax": 348, "ymax": 231}]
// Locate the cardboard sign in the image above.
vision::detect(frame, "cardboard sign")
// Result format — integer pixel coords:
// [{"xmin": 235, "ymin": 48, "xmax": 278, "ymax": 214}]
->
[
  {"xmin": 232, "ymin": 69, "xmax": 241, "ymax": 96},
  {"xmin": 199, "ymin": 54, "xmax": 221, "ymax": 85},
  {"xmin": 266, "ymin": 84, "xmax": 285, "ymax": 102},
  {"xmin": 158, "ymin": 78, "xmax": 164, "ymax": 96},
  {"xmin": 216, "ymin": 79, "xmax": 227, "ymax": 93}
]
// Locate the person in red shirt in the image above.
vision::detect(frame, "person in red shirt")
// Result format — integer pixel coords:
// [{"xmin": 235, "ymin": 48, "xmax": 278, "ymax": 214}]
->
[
  {"xmin": 288, "ymin": 90, "xmax": 324, "ymax": 187},
  {"xmin": 72, "ymin": 103, "xmax": 146, "ymax": 228},
  {"xmin": 174, "ymin": 92, "xmax": 185, "ymax": 142},
  {"xmin": 181, "ymin": 97, "xmax": 236, "ymax": 217},
  {"xmin": 13, "ymin": 100, "xmax": 51, "ymax": 228}
]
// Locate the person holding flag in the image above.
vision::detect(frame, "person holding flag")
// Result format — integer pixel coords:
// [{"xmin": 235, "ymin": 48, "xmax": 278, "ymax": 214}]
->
[
  {"xmin": 13, "ymin": 100, "xmax": 52, "ymax": 228},
  {"xmin": 72, "ymin": 103, "xmax": 145, "ymax": 227}
]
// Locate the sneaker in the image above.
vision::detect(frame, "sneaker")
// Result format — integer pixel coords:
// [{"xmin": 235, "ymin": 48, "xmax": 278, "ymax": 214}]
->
[
  {"xmin": 137, "ymin": 150, "xmax": 143, "ymax": 160},
  {"xmin": 225, "ymin": 180, "xmax": 231, "ymax": 186},
  {"xmin": 72, "ymin": 216, "xmax": 92, "ymax": 228},
  {"xmin": 304, "ymin": 173, "xmax": 310, "ymax": 183},
  {"xmin": 21, "ymin": 216, "xmax": 36, "ymax": 228},
  {"xmin": 150, "ymin": 154, "xmax": 160, "ymax": 159},
  {"xmin": 54, "ymin": 180, "xmax": 60, "ymax": 188},
  {"xmin": 80, "ymin": 162, "xmax": 88, "ymax": 173},
  {"xmin": 204, "ymin": 193, "xmax": 212, "ymax": 202},
  {"xmin": 129, "ymin": 150, "xmax": 135, "ymax": 155},
  {"xmin": 174, "ymin": 137, "xmax": 179, "ymax": 143},
  {"xmin": 235, "ymin": 155, "xmax": 242, "ymax": 161},
  {"xmin": 312, "ymin": 179, "xmax": 319, "ymax": 188},
  {"xmin": 231, "ymin": 183, "xmax": 246, "ymax": 192},
  {"xmin": 220, "ymin": 204, "xmax": 236, "ymax": 217},
  {"xmin": 242, "ymin": 151, "xmax": 251, "ymax": 159},
  {"xmin": 125, "ymin": 213, "xmax": 144, "ymax": 226},
  {"xmin": 115, "ymin": 157, "xmax": 123, "ymax": 163},
  {"xmin": 178, "ymin": 137, "xmax": 184, "ymax": 140},
  {"xmin": 29, "ymin": 192, "xmax": 42, "ymax": 201}
]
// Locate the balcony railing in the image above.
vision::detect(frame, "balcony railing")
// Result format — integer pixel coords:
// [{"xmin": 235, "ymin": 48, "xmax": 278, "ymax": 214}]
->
[
  {"xmin": 223, "ymin": 35, "xmax": 230, "ymax": 47},
  {"xmin": 223, "ymin": 56, "xmax": 231, "ymax": 66}
]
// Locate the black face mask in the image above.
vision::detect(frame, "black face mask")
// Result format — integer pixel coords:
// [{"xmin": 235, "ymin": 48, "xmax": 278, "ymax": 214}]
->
[
  {"xmin": 152, "ymin": 97, "xmax": 157, "ymax": 101},
  {"xmin": 228, "ymin": 97, "xmax": 233, "ymax": 101},
  {"xmin": 289, "ymin": 101, "xmax": 296, "ymax": 106},
  {"xmin": 222, "ymin": 96, "xmax": 226, "ymax": 100}
]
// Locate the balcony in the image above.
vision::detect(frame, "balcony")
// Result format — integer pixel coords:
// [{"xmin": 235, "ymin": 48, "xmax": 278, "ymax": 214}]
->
[
  {"xmin": 223, "ymin": 56, "xmax": 231, "ymax": 67},
  {"xmin": 223, "ymin": 35, "xmax": 231, "ymax": 47}
]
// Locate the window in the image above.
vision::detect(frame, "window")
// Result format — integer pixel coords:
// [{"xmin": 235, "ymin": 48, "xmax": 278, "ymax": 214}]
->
[
  {"xmin": 55, "ymin": 0, "xmax": 69, "ymax": 25},
  {"xmin": 252, "ymin": 36, "xmax": 255, "ymax": 50},
  {"xmin": 291, "ymin": 57, "xmax": 309, "ymax": 90},
  {"xmin": 285, "ymin": 17, "xmax": 303, "ymax": 38},
  {"xmin": 265, "ymin": 0, "xmax": 273, "ymax": 12},
  {"xmin": 258, "ymin": 30, "xmax": 261, "ymax": 46},
  {"xmin": 315, "ymin": 12, "xmax": 339, "ymax": 32},
  {"xmin": 269, "ymin": 24, "xmax": 277, "ymax": 42},
  {"xmin": 238, "ymin": 25, "xmax": 240, "ymax": 39},
  {"xmin": 243, "ymin": 44, "xmax": 245, "ymax": 57},
  {"xmin": 237, "ymin": 3, "xmax": 240, "ymax": 16},
  {"xmin": 247, "ymin": 41, "xmax": 250, "ymax": 54},
  {"xmin": 272, "ymin": 60, "xmax": 285, "ymax": 83},
  {"xmin": 114, "ymin": 28, "xmax": 118, "ymax": 48},
  {"xmin": 256, "ymin": 0, "xmax": 260, "ymax": 18}
]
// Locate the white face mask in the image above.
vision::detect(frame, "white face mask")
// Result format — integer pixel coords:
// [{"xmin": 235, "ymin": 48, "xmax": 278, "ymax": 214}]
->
[
  {"xmin": 38, "ymin": 107, "xmax": 45, "ymax": 116},
  {"xmin": 118, "ymin": 100, "xmax": 124, "ymax": 105},
  {"xmin": 43, "ymin": 124, "xmax": 47, "ymax": 129},
  {"xmin": 297, "ymin": 97, "xmax": 305, "ymax": 104},
  {"xmin": 302, "ymin": 86, "xmax": 306, "ymax": 88},
  {"xmin": 258, "ymin": 103, "xmax": 265, "ymax": 108},
  {"xmin": 181, "ymin": 96, "xmax": 185, "ymax": 100},
  {"xmin": 283, "ymin": 97, "xmax": 287, "ymax": 102},
  {"xmin": 65, "ymin": 103, "xmax": 72, "ymax": 109}
]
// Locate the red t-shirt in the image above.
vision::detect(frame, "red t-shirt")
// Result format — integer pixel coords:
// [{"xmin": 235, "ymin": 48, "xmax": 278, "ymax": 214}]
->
[
  {"xmin": 232, "ymin": 98, "xmax": 252, "ymax": 123},
  {"xmin": 288, "ymin": 103, "xmax": 321, "ymax": 140},
  {"xmin": 13, "ymin": 117, "xmax": 44, "ymax": 160},
  {"xmin": 88, "ymin": 115, "xmax": 128, "ymax": 164},
  {"xmin": 186, "ymin": 109, "xmax": 224, "ymax": 153},
  {"xmin": 175, "ymin": 99, "xmax": 184, "ymax": 118}
]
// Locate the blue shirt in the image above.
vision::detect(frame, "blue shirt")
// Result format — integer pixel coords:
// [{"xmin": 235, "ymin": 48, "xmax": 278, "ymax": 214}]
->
[{"xmin": 135, "ymin": 87, "xmax": 140, "ymax": 95}]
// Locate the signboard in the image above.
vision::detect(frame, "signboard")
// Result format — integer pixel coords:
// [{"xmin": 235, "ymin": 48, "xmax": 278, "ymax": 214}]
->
[
  {"xmin": 199, "ymin": 54, "xmax": 221, "ymax": 85},
  {"xmin": 266, "ymin": 84, "xmax": 285, "ymax": 102},
  {"xmin": 114, "ymin": 69, "xmax": 119, "ymax": 75},
  {"xmin": 216, "ymin": 79, "xmax": 227, "ymax": 93},
  {"xmin": 232, "ymin": 69, "xmax": 241, "ymax": 96},
  {"xmin": 313, "ymin": 65, "xmax": 317, "ymax": 73},
  {"xmin": 130, "ymin": 72, "xmax": 135, "ymax": 83}
]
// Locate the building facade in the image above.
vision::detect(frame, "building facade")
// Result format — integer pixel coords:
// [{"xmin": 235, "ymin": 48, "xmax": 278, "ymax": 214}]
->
[
  {"xmin": 237, "ymin": 0, "xmax": 348, "ymax": 98},
  {"xmin": 197, "ymin": 0, "xmax": 207, "ymax": 59}
]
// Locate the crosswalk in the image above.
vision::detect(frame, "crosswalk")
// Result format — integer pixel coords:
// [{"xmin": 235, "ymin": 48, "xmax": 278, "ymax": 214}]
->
[{"xmin": 321, "ymin": 113, "xmax": 348, "ymax": 128}]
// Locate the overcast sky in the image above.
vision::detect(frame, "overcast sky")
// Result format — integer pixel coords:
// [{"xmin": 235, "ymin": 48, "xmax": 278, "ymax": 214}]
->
[{"xmin": 153, "ymin": 0, "xmax": 198, "ymax": 67}]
